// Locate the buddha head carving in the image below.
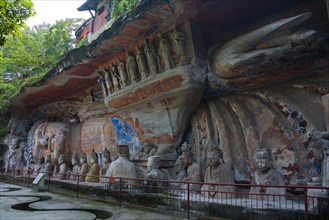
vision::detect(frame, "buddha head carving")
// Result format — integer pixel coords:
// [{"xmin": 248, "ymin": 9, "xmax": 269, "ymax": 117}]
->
[
  {"xmin": 101, "ymin": 149, "xmax": 111, "ymax": 163},
  {"xmin": 118, "ymin": 144, "xmax": 130, "ymax": 158},
  {"xmin": 147, "ymin": 156, "xmax": 161, "ymax": 171},
  {"xmin": 80, "ymin": 152, "xmax": 87, "ymax": 164},
  {"xmin": 90, "ymin": 149, "xmax": 98, "ymax": 164},
  {"xmin": 255, "ymin": 149, "xmax": 272, "ymax": 172},
  {"xmin": 207, "ymin": 147, "xmax": 224, "ymax": 167},
  {"xmin": 33, "ymin": 122, "xmax": 70, "ymax": 165},
  {"xmin": 71, "ymin": 153, "xmax": 79, "ymax": 166},
  {"xmin": 174, "ymin": 156, "xmax": 185, "ymax": 173},
  {"xmin": 58, "ymin": 154, "xmax": 65, "ymax": 165}
]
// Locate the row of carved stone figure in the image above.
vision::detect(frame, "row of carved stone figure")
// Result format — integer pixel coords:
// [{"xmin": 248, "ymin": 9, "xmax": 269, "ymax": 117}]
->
[
  {"xmin": 98, "ymin": 28, "xmax": 188, "ymax": 96},
  {"xmin": 31, "ymin": 149, "xmax": 109, "ymax": 183}
]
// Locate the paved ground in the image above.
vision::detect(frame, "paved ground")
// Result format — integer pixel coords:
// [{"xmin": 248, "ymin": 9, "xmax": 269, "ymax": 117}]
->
[{"xmin": 0, "ymin": 182, "xmax": 187, "ymax": 220}]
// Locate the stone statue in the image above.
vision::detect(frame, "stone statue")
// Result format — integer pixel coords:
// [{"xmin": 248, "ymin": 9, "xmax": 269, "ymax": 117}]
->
[
  {"xmin": 135, "ymin": 46, "xmax": 149, "ymax": 79},
  {"xmin": 104, "ymin": 69, "xmax": 114, "ymax": 95},
  {"xmin": 169, "ymin": 155, "xmax": 187, "ymax": 188},
  {"xmin": 54, "ymin": 154, "xmax": 67, "ymax": 180},
  {"xmin": 201, "ymin": 145, "xmax": 236, "ymax": 199},
  {"xmin": 79, "ymin": 152, "xmax": 88, "ymax": 182},
  {"xmin": 34, "ymin": 156, "xmax": 45, "ymax": 175},
  {"xmin": 32, "ymin": 122, "xmax": 70, "ymax": 166},
  {"xmin": 134, "ymin": 142, "xmax": 157, "ymax": 159},
  {"xmin": 100, "ymin": 149, "xmax": 111, "ymax": 176},
  {"xmin": 144, "ymin": 39, "xmax": 159, "ymax": 75},
  {"xmin": 70, "ymin": 153, "xmax": 80, "ymax": 181},
  {"xmin": 86, "ymin": 149, "xmax": 100, "ymax": 182},
  {"xmin": 126, "ymin": 51, "xmax": 140, "ymax": 83},
  {"xmin": 249, "ymin": 149, "xmax": 286, "ymax": 200},
  {"xmin": 181, "ymin": 150, "xmax": 202, "ymax": 191},
  {"xmin": 118, "ymin": 58, "xmax": 129, "ymax": 86},
  {"xmin": 106, "ymin": 144, "xmax": 137, "ymax": 186},
  {"xmin": 322, "ymin": 149, "xmax": 329, "ymax": 187},
  {"xmin": 43, "ymin": 154, "xmax": 54, "ymax": 177},
  {"xmin": 7, "ymin": 138, "xmax": 24, "ymax": 174},
  {"xmin": 145, "ymin": 156, "xmax": 169, "ymax": 187},
  {"xmin": 173, "ymin": 27, "xmax": 188, "ymax": 65},
  {"xmin": 110, "ymin": 64, "xmax": 121, "ymax": 91},
  {"xmin": 97, "ymin": 71, "xmax": 108, "ymax": 96},
  {"xmin": 158, "ymin": 34, "xmax": 174, "ymax": 70}
]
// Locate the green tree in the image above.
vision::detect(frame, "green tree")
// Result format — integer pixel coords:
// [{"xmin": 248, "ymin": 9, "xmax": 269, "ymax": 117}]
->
[
  {"xmin": 0, "ymin": 0, "xmax": 35, "ymax": 46},
  {"xmin": 0, "ymin": 18, "xmax": 84, "ymax": 138},
  {"xmin": 111, "ymin": 0, "xmax": 140, "ymax": 19}
]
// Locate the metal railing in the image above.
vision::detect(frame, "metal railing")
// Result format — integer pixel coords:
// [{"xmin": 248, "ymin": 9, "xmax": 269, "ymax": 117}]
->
[{"xmin": 1, "ymin": 168, "xmax": 328, "ymax": 220}]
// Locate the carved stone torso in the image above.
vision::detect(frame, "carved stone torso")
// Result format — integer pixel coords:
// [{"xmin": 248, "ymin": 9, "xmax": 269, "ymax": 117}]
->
[
  {"xmin": 79, "ymin": 162, "xmax": 88, "ymax": 182},
  {"xmin": 118, "ymin": 59, "xmax": 129, "ymax": 85},
  {"xmin": 71, "ymin": 164, "xmax": 80, "ymax": 180},
  {"xmin": 159, "ymin": 37, "xmax": 174, "ymax": 70},
  {"xmin": 136, "ymin": 48, "xmax": 149, "ymax": 79},
  {"xmin": 144, "ymin": 42, "xmax": 159, "ymax": 75},
  {"xmin": 322, "ymin": 154, "xmax": 329, "ymax": 187},
  {"xmin": 86, "ymin": 162, "xmax": 100, "ymax": 182},
  {"xmin": 126, "ymin": 53, "xmax": 140, "ymax": 83},
  {"xmin": 106, "ymin": 157, "xmax": 137, "ymax": 179},
  {"xmin": 43, "ymin": 162, "xmax": 54, "ymax": 177},
  {"xmin": 201, "ymin": 163, "xmax": 236, "ymax": 198},
  {"xmin": 57, "ymin": 163, "xmax": 67, "ymax": 179}
]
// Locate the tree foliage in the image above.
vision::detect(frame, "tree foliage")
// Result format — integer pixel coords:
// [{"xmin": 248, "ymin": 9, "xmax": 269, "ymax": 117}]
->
[
  {"xmin": 0, "ymin": 0, "xmax": 35, "ymax": 46},
  {"xmin": 0, "ymin": 18, "xmax": 84, "ymax": 138},
  {"xmin": 111, "ymin": 0, "xmax": 140, "ymax": 19}
]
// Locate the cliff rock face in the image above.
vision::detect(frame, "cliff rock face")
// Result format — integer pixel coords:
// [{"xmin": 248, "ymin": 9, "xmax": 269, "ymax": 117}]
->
[{"xmin": 5, "ymin": 0, "xmax": 329, "ymax": 184}]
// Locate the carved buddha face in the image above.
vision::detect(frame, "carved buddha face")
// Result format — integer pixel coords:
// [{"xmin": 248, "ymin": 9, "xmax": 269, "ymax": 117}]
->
[
  {"xmin": 71, "ymin": 157, "xmax": 78, "ymax": 166},
  {"xmin": 208, "ymin": 154, "xmax": 221, "ymax": 167},
  {"xmin": 256, "ymin": 158, "xmax": 270, "ymax": 172},
  {"xmin": 174, "ymin": 156, "xmax": 184, "ymax": 173},
  {"xmin": 58, "ymin": 155, "xmax": 65, "ymax": 165}
]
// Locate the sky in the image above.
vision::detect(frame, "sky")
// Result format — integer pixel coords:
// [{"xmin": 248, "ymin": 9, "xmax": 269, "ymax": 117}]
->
[{"xmin": 26, "ymin": 0, "xmax": 92, "ymax": 27}]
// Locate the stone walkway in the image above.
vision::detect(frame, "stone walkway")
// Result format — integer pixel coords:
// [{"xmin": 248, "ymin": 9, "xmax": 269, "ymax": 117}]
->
[{"xmin": 0, "ymin": 182, "xmax": 187, "ymax": 220}]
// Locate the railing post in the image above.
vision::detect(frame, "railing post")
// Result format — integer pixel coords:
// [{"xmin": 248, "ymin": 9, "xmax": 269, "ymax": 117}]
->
[
  {"xmin": 11, "ymin": 168, "xmax": 15, "ymax": 183},
  {"xmin": 187, "ymin": 182, "xmax": 190, "ymax": 219},
  {"xmin": 303, "ymin": 187, "xmax": 309, "ymax": 220},
  {"xmin": 47, "ymin": 173, "xmax": 51, "ymax": 192},
  {"xmin": 119, "ymin": 177, "xmax": 122, "ymax": 207},
  {"xmin": 76, "ymin": 175, "xmax": 80, "ymax": 199},
  {"xmin": 27, "ymin": 170, "xmax": 31, "ymax": 188}
]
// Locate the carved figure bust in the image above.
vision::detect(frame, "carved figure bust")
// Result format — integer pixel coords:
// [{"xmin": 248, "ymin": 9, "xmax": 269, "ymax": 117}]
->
[
  {"xmin": 158, "ymin": 34, "xmax": 174, "ymax": 70},
  {"xmin": 70, "ymin": 153, "xmax": 80, "ymax": 181},
  {"xmin": 322, "ymin": 149, "xmax": 329, "ymax": 187},
  {"xmin": 135, "ymin": 46, "xmax": 148, "ymax": 79},
  {"xmin": 86, "ymin": 149, "xmax": 100, "ymax": 182},
  {"xmin": 201, "ymin": 145, "xmax": 236, "ymax": 199},
  {"xmin": 34, "ymin": 156, "xmax": 45, "ymax": 174},
  {"xmin": 106, "ymin": 144, "xmax": 137, "ymax": 183},
  {"xmin": 169, "ymin": 155, "xmax": 187, "ymax": 188},
  {"xmin": 98, "ymin": 71, "xmax": 108, "ymax": 96},
  {"xmin": 145, "ymin": 156, "xmax": 169, "ymax": 185},
  {"xmin": 43, "ymin": 155, "xmax": 54, "ymax": 177},
  {"xmin": 249, "ymin": 149, "xmax": 286, "ymax": 199},
  {"xmin": 144, "ymin": 39, "xmax": 159, "ymax": 75},
  {"xmin": 126, "ymin": 51, "xmax": 140, "ymax": 83},
  {"xmin": 118, "ymin": 58, "xmax": 129, "ymax": 86},
  {"xmin": 79, "ymin": 152, "xmax": 88, "ymax": 182},
  {"xmin": 134, "ymin": 142, "xmax": 157, "ymax": 159},
  {"xmin": 100, "ymin": 149, "xmax": 111, "ymax": 175},
  {"xmin": 173, "ymin": 27, "xmax": 188, "ymax": 65},
  {"xmin": 55, "ymin": 154, "xmax": 67, "ymax": 179},
  {"xmin": 181, "ymin": 150, "xmax": 202, "ymax": 191}
]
